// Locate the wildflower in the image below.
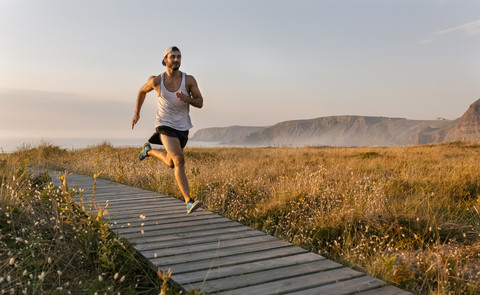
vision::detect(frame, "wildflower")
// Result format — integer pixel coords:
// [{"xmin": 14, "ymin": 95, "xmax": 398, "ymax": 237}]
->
[
  {"xmin": 8, "ymin": 258, "xmax": 14, "ymax": 265},
  {"xmin": 120, "ymin": 275, "xmax": 126, "ymax": 282},
  {"xmin": 114, "ymin": 273, "xmax": 119, "ymax": 280},
  {"xmin": 22, "ymin": 270, "xmax": 27, "ymax": 276},
  {"xmin": 48, "ymin": 257, "xmax": 52, "ymax": 264},
  {"xmin": 98, "ymin": 275, "xmax": 103, "ymax": 282},
  {"xmin": 38, "ymin": 272, "xmax": 45, "ymax": 281},
  {"xmin": 57, "ymin": 270, "xmax": 62, "ymax": 276}
]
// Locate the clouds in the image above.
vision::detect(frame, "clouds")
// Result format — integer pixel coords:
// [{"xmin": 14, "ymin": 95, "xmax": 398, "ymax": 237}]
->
[{"xmin": 422, "ymin": 19, "xmax": 480, "ymax": 44}]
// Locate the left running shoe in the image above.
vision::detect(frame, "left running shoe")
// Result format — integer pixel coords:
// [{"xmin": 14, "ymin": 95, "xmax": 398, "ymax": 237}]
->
[
  {"xmin": 186, "ymin": 200, "xmax": 202, "ymax": 214},
  {"xmin": 138, "ymin": 143, "xmax": 151, "ymax": 161}
]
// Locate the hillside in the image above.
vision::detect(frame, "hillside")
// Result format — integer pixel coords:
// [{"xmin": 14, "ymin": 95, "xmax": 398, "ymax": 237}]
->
[
  {"xmin": 191, "ymin": 98, "xmax": 480, "ymax": 147},
  {"xmin": 190, "ymin": 126, "xmax": 265, "ymax": 143}
]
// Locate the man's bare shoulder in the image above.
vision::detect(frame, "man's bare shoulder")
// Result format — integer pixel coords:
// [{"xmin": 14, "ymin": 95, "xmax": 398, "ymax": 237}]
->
[
  {"xmin": 150, "ymin": 74, "xmax": 162, "ymax": 86},
  {"xmin": 185, "ymin": 74, "xmax": 198, "ymax": 85}
]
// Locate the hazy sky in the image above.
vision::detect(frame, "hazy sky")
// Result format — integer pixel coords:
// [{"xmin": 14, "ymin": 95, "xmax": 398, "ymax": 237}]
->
[{"xmin": 1, "ymin": 0, "xmax": 479, "ymax": 141}]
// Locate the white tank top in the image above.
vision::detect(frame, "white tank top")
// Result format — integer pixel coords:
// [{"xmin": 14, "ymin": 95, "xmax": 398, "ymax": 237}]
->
[{"xmin": 155, "ymin": 72, "xmax": 193, "ymax": 130}]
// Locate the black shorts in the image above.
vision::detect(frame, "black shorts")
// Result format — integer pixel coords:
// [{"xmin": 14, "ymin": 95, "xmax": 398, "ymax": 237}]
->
[{"xmin": 148, "ymin": 126, "xmax": 189, "ymax": 148}]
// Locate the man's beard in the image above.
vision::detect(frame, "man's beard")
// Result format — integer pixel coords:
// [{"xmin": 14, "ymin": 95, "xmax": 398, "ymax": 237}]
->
[{"xmin": 171, "ymin": 63, "xmax": 180, "ymax": 71}]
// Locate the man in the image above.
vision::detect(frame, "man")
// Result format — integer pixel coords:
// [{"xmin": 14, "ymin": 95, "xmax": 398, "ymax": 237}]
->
[{"xmin": 131, "ymin": 46, "xmax": 203, "ymax": 214}]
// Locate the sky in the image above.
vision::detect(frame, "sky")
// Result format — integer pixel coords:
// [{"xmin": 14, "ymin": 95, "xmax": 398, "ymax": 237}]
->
[{"xmin": 1, "ymin": 0, "xmax": 480, "ymax": 144}]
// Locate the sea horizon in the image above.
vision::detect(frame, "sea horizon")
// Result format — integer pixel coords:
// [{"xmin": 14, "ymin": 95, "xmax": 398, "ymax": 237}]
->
[{"xmin": 0, "ymin": 136, "xmax": 224, "ymax": 153}]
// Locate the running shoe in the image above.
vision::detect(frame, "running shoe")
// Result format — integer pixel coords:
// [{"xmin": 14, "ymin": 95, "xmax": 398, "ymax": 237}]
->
[
  {"xmin": 138, "ymin": 143, "xmax": 151, "ymax": 161},
  {"xmin": 186, "ymin": 200, "xmax": 202, "ymax": 214}
]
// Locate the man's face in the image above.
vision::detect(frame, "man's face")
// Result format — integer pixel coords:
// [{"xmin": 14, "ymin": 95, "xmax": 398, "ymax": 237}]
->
[{"xmin": 165, "ymin": 51, "xmax": 181, "ymax": 70}]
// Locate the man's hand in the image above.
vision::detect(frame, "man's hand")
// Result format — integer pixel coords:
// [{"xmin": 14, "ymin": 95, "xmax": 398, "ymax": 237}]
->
[
  {"xmin": 175, "ymin": 90, "xmax": 190, "ymax": 103},
  {"xmin": 132, "ymin": 113, "xmax": 140, "ymax": 129}
]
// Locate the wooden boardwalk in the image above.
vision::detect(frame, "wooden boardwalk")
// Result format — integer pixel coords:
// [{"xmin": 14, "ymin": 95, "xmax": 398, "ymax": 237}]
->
[{"xmin": 51, "ymin": 172, "xmax": 411, "ymax": 295}]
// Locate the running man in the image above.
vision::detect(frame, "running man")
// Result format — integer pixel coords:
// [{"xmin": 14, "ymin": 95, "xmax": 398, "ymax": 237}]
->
[{"xmin": 131, "ymin": 46, "xmax": 203, "ymax": 214}]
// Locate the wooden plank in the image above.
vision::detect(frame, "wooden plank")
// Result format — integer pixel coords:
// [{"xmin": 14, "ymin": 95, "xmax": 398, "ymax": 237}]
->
[
  {"xmin": 190, "ymin": 260, "xmax": 345, "ymax": 293},
  {"xmin": 173, "ymin": 252, "xmax": 330, "ymax": 285},
  {"xmin": 90, "ymin": 200, "xmax": 183, "ymax": 212},
  {"xmin": 130, "ymin": 226, "xmax": 256, "ymax": 245},
  {"xmin": 75, "ymin": 192, "xmax": 162, "ymax": 201},
  {"xmin": 111, "ymin": 211, "xmax": 215, "ymax": 228},
  {"xmin": 75, "ymin": 192, "xmax": 166, "ymax": 202},
  {"xmin": 287, "ymin": 276, "xmax": 391, "ymax": 295},
  {"xmin": 213, "ymin": 267, "xmax": 365, "ymax": 295},
  {"xmin": 83, "ymin": 198, "xmax": 173, "ymax": 210},
  {"xmin": 116, "ymin": 216, "xmax": 233, "ymax": 235},
  {"xmin": 140, "ymin": 235, "xmax": 279, "ymax": 258},
  {"xmin": 150, "ymin": 240, "xmax": 293, "ymax": 266},
  {"xmin": 108, "ymin": 209, "xmax": 213, "ymax": 223},
  {"xmin": 120, "ymin": 221, "xmax": 243, "ymax": 240},
  {"xmin": 99, "ymin": 205, "xmax": 189, "ymax": 218},
  {"xmin": 73, "ymin": 189, "xmax": 156, "ymax": 197},
  {"xmin": 113, "ymin": 215, "xmax": 228, "ymax": 232},
  {"xmin": 97, "ymin": 203, "xmax": 187, "ymax": 216},
  {"xmin": 135, "ymin": 228, "xmax": 265, "ymax": 251},
  {"xmin": 164, "ymin": 245, "xmax": 308, "ymax": 275}
]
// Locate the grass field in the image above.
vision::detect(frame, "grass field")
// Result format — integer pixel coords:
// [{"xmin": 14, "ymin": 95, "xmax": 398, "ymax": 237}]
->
[{"xmin": 3, "ymin": 141, "xmax": 480, "ymax": 294}]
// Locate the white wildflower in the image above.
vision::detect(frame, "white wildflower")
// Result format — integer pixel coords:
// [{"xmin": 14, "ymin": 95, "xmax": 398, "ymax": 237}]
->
[{"xmin": 38, "ymin": 272, "xmax": 45, "ymax": 281}]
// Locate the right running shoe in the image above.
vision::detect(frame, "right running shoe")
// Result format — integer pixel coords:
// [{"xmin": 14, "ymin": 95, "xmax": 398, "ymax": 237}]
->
[
  {"xmin": 138, "ymin": 143, "xmax": 151, "ymax": 161},
  {"xmin": 186, "ymin": 200, "xmax": 202, "ymax": 214}
]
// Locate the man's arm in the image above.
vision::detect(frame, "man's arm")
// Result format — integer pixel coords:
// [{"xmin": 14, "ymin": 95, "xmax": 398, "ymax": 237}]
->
[
  {"xmin": 132, "ymin": 76, "xmax": 156, "ymax": 129},
  {"xmin": 176, "ymin": 75, "xmax": 203, "ymax": 109}
]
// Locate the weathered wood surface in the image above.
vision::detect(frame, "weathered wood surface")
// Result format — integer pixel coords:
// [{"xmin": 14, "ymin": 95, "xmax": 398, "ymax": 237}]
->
[{"xmin": 50, "ymin": 171, "xmax": 411, "ymax": 295}]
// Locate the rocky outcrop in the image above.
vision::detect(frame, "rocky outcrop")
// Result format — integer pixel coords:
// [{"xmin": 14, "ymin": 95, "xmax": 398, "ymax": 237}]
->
[
  {"xmin": 190, "ymin": 126, "xmax": 265, "ymax": 143},
  {"xmin": 444, "ymin": 98, "xmax": 480, "ymax": 142},
  {"xmin": 191, "ymin": 98, "xmax": 480, "ymax": 147},
  {"xmin": 231, "ymin": 116, "xmax": 452, "ymax": 147}
]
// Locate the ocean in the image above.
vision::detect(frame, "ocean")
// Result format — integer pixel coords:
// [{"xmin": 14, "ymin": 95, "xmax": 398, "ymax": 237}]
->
[{"xmin": 0, "ymin": 137, "xmax": 223, "ymax": 153}]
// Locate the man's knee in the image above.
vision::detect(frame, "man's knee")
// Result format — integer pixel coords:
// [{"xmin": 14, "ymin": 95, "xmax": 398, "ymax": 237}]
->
[{"xmin": 169, "ymin": 153, "xmax": 185, "ymax": 168}]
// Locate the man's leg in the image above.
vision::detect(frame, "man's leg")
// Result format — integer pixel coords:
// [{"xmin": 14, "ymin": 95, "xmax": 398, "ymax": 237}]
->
[{"xmin": 148, "ymin": 135, "xmax": 191, "ymax": 204}]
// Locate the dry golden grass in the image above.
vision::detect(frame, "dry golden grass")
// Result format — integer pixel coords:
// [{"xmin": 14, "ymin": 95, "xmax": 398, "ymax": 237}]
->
[{"xmin": 7, "ymin": 141, "xmax": 480, "ymax": 294}]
